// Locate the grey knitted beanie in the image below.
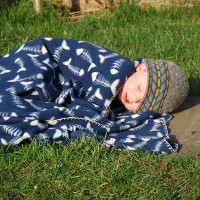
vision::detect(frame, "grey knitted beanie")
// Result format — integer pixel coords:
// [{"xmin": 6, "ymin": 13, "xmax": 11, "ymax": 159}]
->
[{"xmin": 136, "ymin": 59, "xmax": 189, "ymax": 114}]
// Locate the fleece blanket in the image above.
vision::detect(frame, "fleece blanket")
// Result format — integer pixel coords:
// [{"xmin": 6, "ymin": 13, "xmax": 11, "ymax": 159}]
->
[{"xmin": 0, "ymin": 38, "xmax": 177, "ymax": 153}]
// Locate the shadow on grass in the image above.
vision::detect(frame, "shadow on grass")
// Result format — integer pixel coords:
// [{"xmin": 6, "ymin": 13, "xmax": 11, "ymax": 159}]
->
[
  {"xmin": 0, "ymin": 0, "xmax": 20, "ymax": 10},
  {"xmin": 188, "ymin": 77, "xmax": 200, "ymax": 96},
  {"xmin": 171, "ymin": 78, "xmax": 200, "ymax": 114}
]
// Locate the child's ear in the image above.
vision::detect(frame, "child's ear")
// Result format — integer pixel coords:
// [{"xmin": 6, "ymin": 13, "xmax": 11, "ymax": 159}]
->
[{"xmin": 136, "ymin": 63, "xmax": 147, "ymax": 72}]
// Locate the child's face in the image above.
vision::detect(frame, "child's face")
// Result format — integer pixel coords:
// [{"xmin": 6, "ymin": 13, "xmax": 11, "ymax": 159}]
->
[{"xmin": 118, "ymin": 63, "xmax": 147, "ymax": 112}]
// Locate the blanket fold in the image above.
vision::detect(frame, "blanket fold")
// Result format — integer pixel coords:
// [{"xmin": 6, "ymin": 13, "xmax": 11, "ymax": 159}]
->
[{"xmin": 0, "ymin": 38, "xmax": 177, "ymax": 153}]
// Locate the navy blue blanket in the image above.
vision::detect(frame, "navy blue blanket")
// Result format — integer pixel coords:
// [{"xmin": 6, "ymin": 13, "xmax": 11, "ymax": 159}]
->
[{"xmin": 0, "ymin": 38, "xmax": 177, "ymax": 153}]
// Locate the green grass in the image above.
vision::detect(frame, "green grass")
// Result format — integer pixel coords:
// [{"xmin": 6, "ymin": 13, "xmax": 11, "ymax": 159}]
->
[
  {"xmin": 1, "ymin": 140, "xmax": 200, "ymax": 199},
  {"xmin": 1, "ymin": 0, "xmax": 200, "ymax": 199}
]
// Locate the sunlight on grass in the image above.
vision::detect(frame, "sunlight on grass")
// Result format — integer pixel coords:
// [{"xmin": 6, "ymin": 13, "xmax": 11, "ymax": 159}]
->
[{"xmin": 0, "ymin": 140, "xmax": 200, "ymax": 199}]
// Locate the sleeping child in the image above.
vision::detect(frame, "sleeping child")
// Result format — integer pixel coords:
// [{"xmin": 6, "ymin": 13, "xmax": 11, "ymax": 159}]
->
[{"xmin": 0, "ymin": 38, "xmax": 189, "ymax": 153}]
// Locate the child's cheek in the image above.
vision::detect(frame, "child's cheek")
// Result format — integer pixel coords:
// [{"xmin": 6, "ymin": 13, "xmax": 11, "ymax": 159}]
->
[{"xmin": 117, "ymin": 88, "xmax": 122, "ymax": 101}]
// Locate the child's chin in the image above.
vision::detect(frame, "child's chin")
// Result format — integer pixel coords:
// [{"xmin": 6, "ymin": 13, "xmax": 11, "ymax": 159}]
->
[{"xmin": 125, "ymin": 105, "xmax": 137, "ymax": 113}]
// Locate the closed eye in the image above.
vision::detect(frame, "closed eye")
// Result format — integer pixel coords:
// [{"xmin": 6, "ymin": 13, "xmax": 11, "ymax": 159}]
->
[{"xmin": 140, "ymin": 84, "xmax": 146, "ymax": 94}]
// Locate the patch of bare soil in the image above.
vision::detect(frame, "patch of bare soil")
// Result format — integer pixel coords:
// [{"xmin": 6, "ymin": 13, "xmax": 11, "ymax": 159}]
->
[{"xmin": 168, "ymin": 96, "xmax": 200, "ymax": 155}]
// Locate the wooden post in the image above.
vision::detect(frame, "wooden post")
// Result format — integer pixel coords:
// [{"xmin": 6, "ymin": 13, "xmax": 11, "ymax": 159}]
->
[
  {"xmin": 33, "ymin": 0, "xmax": 42, "ymax": 14},
  {"xmin": 62, "ymin": 0, "xmax": 72, "ymax": 10}
]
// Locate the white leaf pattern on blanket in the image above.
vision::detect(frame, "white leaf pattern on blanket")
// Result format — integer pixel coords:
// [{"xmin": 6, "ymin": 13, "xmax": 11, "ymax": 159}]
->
[
  {"xmin": 53, "ymin": 129, "xmax": 62, "ymax": 139},
  {"xmin": 76, "ymin": 48, "xmax": 96, "ymax": 72},
  {"xmin": 6, "ymin": 87, "xmax": 26, "ymax": 109},
  {"xmin": 1, "ymin": 138, "xmax": 7, "ymax": 145},
  {"xmin": 149, "ymin": 123, "xmax": 161, "ymax": 132},
  {"xmin": 86, "ymin": 122, "xmax": 94, "ymax": 132},
  {"xmin": 37, "ymin": 133, "xmax": 49, "ymax": 140},
  {"xmin": 27, "ymin": 54, "xmax": 39, "ymax": 58},
  {"xmin": 90, "ymin": 113, "xmax": 101, "ymax": 122},
  {"xmin": 9, "ymin": 132, "xmax": 31, "ymax": 145},
  {"xmin": 36, "ymin": 83, "xmax": 51, "ymax": 100},
  {"xmin": 0, "ymin": 112, "xmax": 17, "ymax": 118},
  {"xmin": 53, "ymin": 40, "xmax": 70, "ymax": 62},
  {"xmin": 3, "ymin": 53, "xmax": 10, "ymax": 58},
  {"xmin": 0, "ymin": 65, "xmax": 11, "ymax": 74},
  {"xmin": 15, "ymin": 58, "xmax": 26, "ymax": 73},
  {"xmin": 110, "ymin": 59, "xmax": 125, "ymax": 74},
  {"xmin": 85, "ymin": 42, "xmax": 107, "ymax": 52},
  {"xmin": 25, "ymin": 99, "xmax": 47, "ymax": 111},
  {"xmin": 2, "ymin": 125, "xmax": 23, "ymax": 136},
  {"xmin": 92, "ymin": 72, "xmax": 119, "ymax": 95},
  {"xmin": 44, "ymin": 37, "xmax": 52, "ymax": 41},
  {"xmin": 63, "ymin": 58, "xmax": 84, "ymax": 76},
  {"xmin": 85, "ymin": 86, "xmax": 92, "ymax": 97},
  {"xmin": 63, "ymin": 124, "xmax": 84, "ymax": 132},
  {"xmin": 2, "ymin": 116, "xmax": 10, "ymax": 121},
  {"xmin": 15, "ymin": 44, "xmax": 47, "ymax": 54},
  {"xmin": 58, "ymin": 73, "xmax": 65, "ymax": 84},
  {"xmin": 63, "ymin": 107, "xmax": 75, "ymax": 116},
  {"xmin": 30, "ymin": 119, "xmax": 47, "ymax": 129},
  {"xmin": 8, "ymin": 73, "xmax": 43, "ymax": 83},
  {"xmin": 7, "ymin": 75, "xmax": 20, "ymax": 82},
  {"xmin": 43, "ymin": 58, "xmax": 56, "ymax": 78},
  {"xmin": 88, "ymin": 88, "xmax": 103, "ymax": 101},
  {"xmin": 30, "ymin": 57, "xmax": 47, "ymax": 71},
  {"xmin": 56, "ymin": 89, "xmax": 71, "ymax": 104},
  {"xmin": 92, "ymin": 72, "xmax": 110, "ymax": 87},
  {"xmin": 99, "ymin": 53, "xmax": 118, "ymax": 63}
]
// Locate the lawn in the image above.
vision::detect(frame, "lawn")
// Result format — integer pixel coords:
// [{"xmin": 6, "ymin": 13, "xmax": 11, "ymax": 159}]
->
[{"xmin": 0, "ymin": 0, "xmax": 200, "ymax": 199}]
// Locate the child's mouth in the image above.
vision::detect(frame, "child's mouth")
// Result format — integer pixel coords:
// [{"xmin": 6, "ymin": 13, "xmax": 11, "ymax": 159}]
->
[{"xmin": 123, "ymin": 92, "xmax": 129, "ymax": 103}]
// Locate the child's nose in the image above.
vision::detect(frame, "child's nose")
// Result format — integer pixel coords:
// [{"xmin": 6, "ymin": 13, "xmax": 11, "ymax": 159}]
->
[{"xmin": 133, "ymin": 93, "xmax": 142, "ymax": 103}]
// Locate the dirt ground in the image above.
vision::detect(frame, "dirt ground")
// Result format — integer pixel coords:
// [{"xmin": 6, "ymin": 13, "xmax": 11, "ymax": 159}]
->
[{"xmin": 168, "ymin": 96, "xmax": 200, "ymax": 155}]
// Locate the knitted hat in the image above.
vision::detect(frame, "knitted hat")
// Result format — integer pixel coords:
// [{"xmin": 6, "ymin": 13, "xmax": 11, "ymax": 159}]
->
[{"xmin": 136, "ymin": 59, "xmax": 189, "ymax": 114}]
